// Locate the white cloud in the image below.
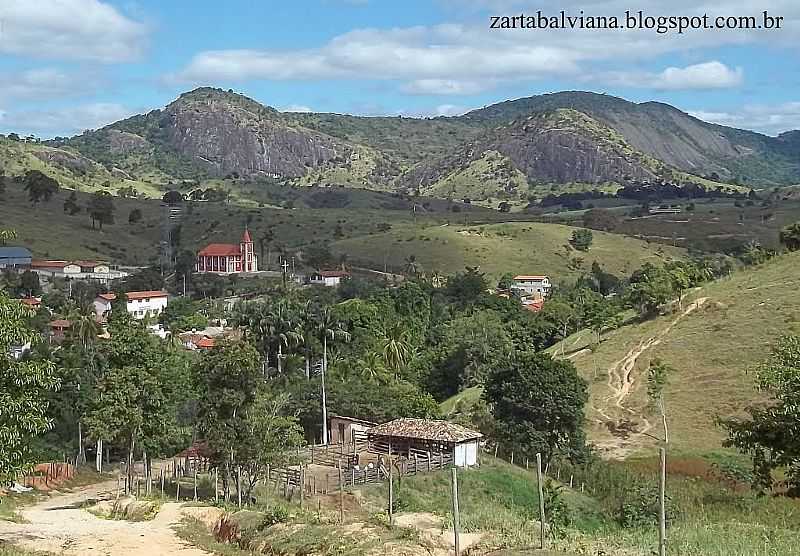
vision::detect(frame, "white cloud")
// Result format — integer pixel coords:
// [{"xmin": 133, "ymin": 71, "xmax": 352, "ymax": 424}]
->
[
  {"xmin": 0, "ymin": 0, "xmax": 147, "ymax": 62},
  {"xmin": 0, "ymin": 102, "xmax": 135, "ymax": 137},
  {"xmin": 173, "ymin": 25, "xmax": 581, "ymax": 88},
  {"xmin": 282, "ymin": 104, "xmax": 313, "ymax": 113},
  {"xmin": 402, "ymin": 79, "xmax": 492, "ymax": 95},
  {"xmin": 432, "ymin": 104, "xmax": 468, "ymax": 116},
  {"xmin": 0, "ymin": 68, "xmax": 103, "ymax": 100},
  {"xmin": 172, "ymin": 0, "xmax": 800, "ymax": 96},
  {"xmin": 596, "ymin": 61, "xmax": 743, "ymax": 90},
  {"xmin": 690, "ymin": 102, "xmax": 800, "ymax": 136}
]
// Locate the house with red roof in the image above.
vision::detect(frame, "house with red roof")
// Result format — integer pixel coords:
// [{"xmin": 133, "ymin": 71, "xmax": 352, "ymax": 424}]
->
[
  {"xmin": 510, "ymin": 275, "xmax": 552, "ymax": 298},
  {"xmin": 195, "ymin": 228, "xmax": 258, "ymax": 274},
  {"xmin": 93, "ymin": 290, "xmax": 169, "ymax": 320}
]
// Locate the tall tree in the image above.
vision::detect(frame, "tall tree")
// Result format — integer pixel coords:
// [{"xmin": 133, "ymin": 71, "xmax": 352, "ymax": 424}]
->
[
  {"xmin": 314, "ymin": 305, "xmax": 350, "ymax": 444},
  {"xmin": 0, "ymin": 292, "xmax": 60, "ymax": 484},
  {"xmin": 0, "ymin": 228, "xmax": 17, "ymax": 246},
  {"xmin": 87, "ymin": 191, "xmax": 115, "ymax": 230},
  {"xmin": 484, "ymin": 351, "xmax": 588, "ymax": 465},
  {"xmin": 84, "ymin": 311, "xmax": 187, "ymax": 490},
  {"xmin": 63, "ymin": 191, "xmax": 81, "ymax": 215},
  {"xmin": 779, "ymin": 222, "xmax": 800, "ymax": 252},
  {"xmin": 23, "ymin": 170, "xmax": 59, "ymax": 204},
  {"xmin": 721, "ymin": 335, "xmax": 800, "ymax": 494}
]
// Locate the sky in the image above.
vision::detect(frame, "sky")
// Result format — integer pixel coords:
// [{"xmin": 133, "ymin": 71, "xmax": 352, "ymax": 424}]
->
[{"xmin": 0, "ymin": 0, "xmax": 798, "ymax": 138}]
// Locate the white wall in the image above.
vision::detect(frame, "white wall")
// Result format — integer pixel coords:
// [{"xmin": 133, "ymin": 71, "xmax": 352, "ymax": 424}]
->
[{"xmin": 126, "ymin": 296, "xmax": 168, "ymax": 319}]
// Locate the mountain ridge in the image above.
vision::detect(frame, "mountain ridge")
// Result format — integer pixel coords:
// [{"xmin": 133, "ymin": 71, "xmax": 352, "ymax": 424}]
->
[{"xmin": 1, "ymin": 87, "xmax": 794, "ymax": 203}]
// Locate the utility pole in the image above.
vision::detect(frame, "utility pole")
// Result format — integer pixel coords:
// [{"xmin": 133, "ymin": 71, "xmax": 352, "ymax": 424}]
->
[
  {"xmin": 451, "ymin": 467, "xmax": 461, "ymax": 556},
  {"xmin": 659, "ymin": 447, "xmax": 667, "ymax": 556},
  {"xmin": 281, "ymin": 259, "xmax": 289, "ymax": 289},
  {"xmin": 536, "ymin": 453, "xmax": 546, "ymax": 550}
]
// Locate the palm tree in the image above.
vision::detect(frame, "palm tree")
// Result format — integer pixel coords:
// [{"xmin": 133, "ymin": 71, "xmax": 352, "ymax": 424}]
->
[
  {"xmin": 356, "ymin": 351, "xmax": 388, "ymax": 383},
  {"xmin": 270, "ymin": 300, "xmax": 303, "ymax": 374},
  {"xmin": 0, "ymin": 228, "xmax": 17, "ymax": 246},
  {"xmin": 404, "ymin": 255, "xmax": 421, "ymax": 277},
  {"xmin": 380, "ymin": 322, "xmax": 414, "ymax": 379},
  {"xmin": 314, "ymin": 306, "xmax": 350, "ymax": 444}
]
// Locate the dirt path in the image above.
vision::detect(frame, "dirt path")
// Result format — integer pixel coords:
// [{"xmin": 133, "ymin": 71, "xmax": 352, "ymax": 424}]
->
[
  {"xmin": 594, "ymin": 297, "xmax": 709, "ymax": 459},
  {"xmin": 0, "ymin": 479, "xmax": 210, "ymax": 555}
]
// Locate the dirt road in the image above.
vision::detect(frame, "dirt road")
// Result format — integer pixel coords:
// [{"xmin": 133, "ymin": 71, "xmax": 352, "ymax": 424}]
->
[
  {"xmin": 0, "ymin": 480, "xmax": 211, "ymax": 555},
  {"xmin": 593, "ymin": 297, "xmax": 709, "ymax": 459}
]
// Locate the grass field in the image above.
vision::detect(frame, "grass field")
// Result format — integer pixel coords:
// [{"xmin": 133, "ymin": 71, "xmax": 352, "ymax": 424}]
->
[
  {"xmin": 552, "ymin": 251, "xmax": 800, "ymax": 457},
  {"xmin": 1, "ymin": 180, "xmax": 680, "ymax": 284},
  {"xmin": 333, "ymin": 221, "xmax": 685, "ymax": 282}
]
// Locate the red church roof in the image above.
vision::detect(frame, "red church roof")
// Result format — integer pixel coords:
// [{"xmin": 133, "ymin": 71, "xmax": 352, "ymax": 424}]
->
[
  {"xmin": 241, "ymin": 228, "xmax": 252, "ymax": 243},
  {"xmin": 198, "ymin": 243, "xmax": 241, "ymax": 257}
]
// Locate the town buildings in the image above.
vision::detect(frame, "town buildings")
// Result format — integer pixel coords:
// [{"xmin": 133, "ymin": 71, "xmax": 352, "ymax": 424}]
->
[{"xmin": 30, "ymin": 260, "xmax": 128, "ymax": 284}]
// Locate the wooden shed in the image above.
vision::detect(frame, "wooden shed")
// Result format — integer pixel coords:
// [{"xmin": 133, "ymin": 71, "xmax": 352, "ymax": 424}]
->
[
  {"xmin": 329, "ymin": 415, "xmax": 376, "ymax": 444},
  {"xmin": 367, "ymin": 418, "xmax": 482, "ymax": 468}
]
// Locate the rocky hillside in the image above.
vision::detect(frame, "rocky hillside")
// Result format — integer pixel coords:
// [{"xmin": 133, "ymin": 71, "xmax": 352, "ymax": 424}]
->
[
  {"xmin": 459, "ymin": 91, "xmax": 800, "ymax": 185},
  {"xmin": 0, "ymin": 88, "xmax": 793, "ymax": 203},
  {"xmin": 400, "ymin": 109, "xmax": 671, "ymax": 201}
]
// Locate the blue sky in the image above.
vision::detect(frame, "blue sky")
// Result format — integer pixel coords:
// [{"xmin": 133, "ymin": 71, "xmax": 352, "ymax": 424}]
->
[{"xmin": 0, "ymin": 0, "xmax": 798, "ymax": 137}]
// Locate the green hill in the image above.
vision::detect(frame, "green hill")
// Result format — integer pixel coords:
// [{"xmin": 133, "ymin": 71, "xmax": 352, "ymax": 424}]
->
[
  {"xmin": 551, "ymin": 251, "xmax": 800, "ymax": 458},
  {"xmin": 332, "ymin": 221, "xmax": 685, "ymax": 282}
]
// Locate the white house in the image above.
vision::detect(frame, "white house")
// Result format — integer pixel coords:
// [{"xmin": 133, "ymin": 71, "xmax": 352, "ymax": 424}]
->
[
  {"xmin": 93, "ymin": 291, "xmax": 169, "ymax": 320},
  {"xmin": 309, "ymin": 270, "xmax": 349, "ymax": 287},
  {"xmin": 511, "ymin": 275, "xmax": 552, "ymax": 298}
]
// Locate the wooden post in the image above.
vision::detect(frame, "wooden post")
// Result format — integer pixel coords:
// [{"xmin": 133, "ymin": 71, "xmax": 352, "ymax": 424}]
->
[
  {"xmin": 311, "ymin": 444, "xmax": 315, "ymax": 464},
  {"xmin": 451, "ymin": 467, "xmax": 461, "ymax": 556},
  {"xmin": 338, "ymin": 462, "xmax": 344, "ymax": 523},
  {"xmin": 194, "ymin": 471, "xmax": 198, "ymax": 501},
  {"xmin": 494, "ymin": 444, "xmax": 498, "ymax": 458},
  {"xmin": 536, "ymin": 453, "xmax": 546, "ymax": 550},
  {"xmin": 427, "ymin": 451, "xmax": 431, "ymax": 472},
  {"xmin": 569, "ymin": 474, "xmax": 574, "ymax": 488},
  {"xmin": 388, "ymin": 460, "xmax": 394, "ymax": 527},
  {"xmin": 300, "ymin": 466, "xmax": 305, "ymax": 509},
  {"xmin": 659, "ymin": 447, "xmax": 667, "ymax": 556},
  {"xmin": 526, "ymin": 458, "xmax": 529, "ymax": 470},
  {"xmin": 160, "ymin": 469, "xmax": 164, "ymax": 497},
  {"xmin": 214, "ymin": 468, "xmax": 219, "ymax": 503},
  {"xmin": 176, "ymin": 478, "xmax": 181, "ymax": 501}
]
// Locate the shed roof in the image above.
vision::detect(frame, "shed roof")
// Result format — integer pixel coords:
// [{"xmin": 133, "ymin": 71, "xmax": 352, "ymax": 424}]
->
[
  {"xmin": 514, "ymin": 275, "xmax": 548, "ymax": 281},
  {"xmin": 125, "ymin": 290, "xmax": 168, "ymax": 300},
  {"xmin": 0, "ymin": 247, "xmax": 32, "ymax": 259},
  {"xmin": 367, "ymin": 418, "xmax": 482, "ymax": 443},
  {"xmin": 330, "ymin": 414, "xmax": 377, "ymax": 426}
]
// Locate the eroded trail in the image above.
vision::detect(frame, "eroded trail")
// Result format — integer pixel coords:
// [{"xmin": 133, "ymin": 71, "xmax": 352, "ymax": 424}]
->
[
  {"xmin": 0, "ymin": 480, "xmax": 211, "ymax": 555},
  {"xmin": 594, "ymin": 297, "xmax": 709, "ymax": 459}
]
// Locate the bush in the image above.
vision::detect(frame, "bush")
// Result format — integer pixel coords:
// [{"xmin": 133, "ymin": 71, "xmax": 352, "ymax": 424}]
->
[{"xmin": 619, "ymin": 482, "xmax": 678, "ymax": 528}]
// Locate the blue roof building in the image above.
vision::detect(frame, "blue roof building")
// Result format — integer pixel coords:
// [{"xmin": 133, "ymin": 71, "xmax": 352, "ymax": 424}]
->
[{"xmin": 0, "ymin": 247, "xmax": 33, "ymax": 268}]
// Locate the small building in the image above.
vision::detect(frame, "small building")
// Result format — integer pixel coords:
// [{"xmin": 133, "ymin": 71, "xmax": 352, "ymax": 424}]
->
[
  {"xmin": 93, "ymin": 290, "xmax": 169, "ymax": 320},
  {"xmin": 20, "ymin": 296, "xmax": 42, "ymax": 309},
  {"xmin": 0, "ymin": 247, "xmax": 32, "ymax": 269},
  {"xmin": 329, "ymin": 415, "xmax": 376, "ymax": 444},
  {"xmin": 196, "ymin": 228, "xmax": 258, "ymax": 274},
  {"xmin": 367, "ymin": 418, "xmax": 482, "ymax": 468},
  {"xmin": 9, "ymin": 341, "xmax": 31, "ymax": 360},
  {"xmin": 511, "ymin": 275, "xmax": 551, "ymax": 298},
  {"xmin": 309, "ymin": 270, "xmax": 349, "ymax": 287},
  {"xmin": 49, "ymin": 319, "xmax": 72, "ymax": 342}
]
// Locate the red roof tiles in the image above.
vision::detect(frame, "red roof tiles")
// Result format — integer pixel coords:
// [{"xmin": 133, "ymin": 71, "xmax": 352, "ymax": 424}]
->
[
  {"xmin": 125, "ymin": 290, "xmax": 168, "ymax": 300},
  {"xmin": 197, "ymin": 243, "xmax": 241, "ymax": 257}
]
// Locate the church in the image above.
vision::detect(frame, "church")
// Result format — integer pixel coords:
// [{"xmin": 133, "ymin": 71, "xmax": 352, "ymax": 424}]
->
[{"xmin": 196, "ymin": 228, "xmax": 258, "ymax": 274}]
